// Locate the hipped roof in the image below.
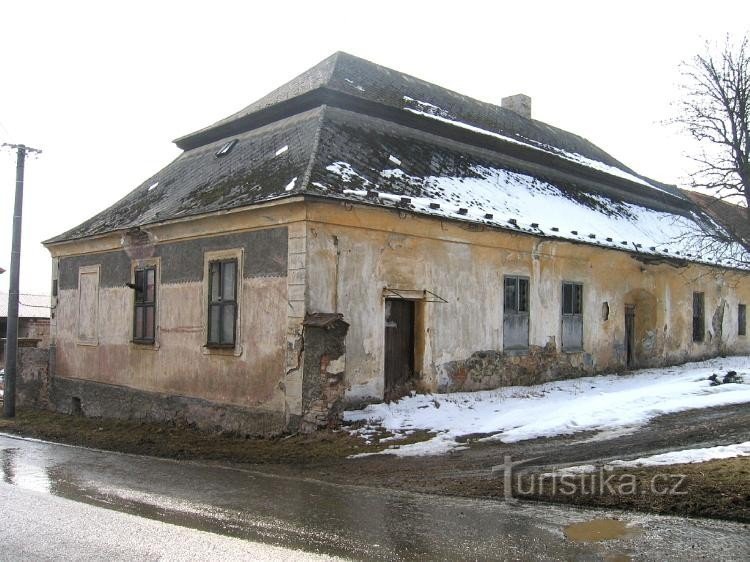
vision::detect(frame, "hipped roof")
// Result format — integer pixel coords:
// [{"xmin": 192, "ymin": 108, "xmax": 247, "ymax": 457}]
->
[{"xmin": 45, "ymin": 52, "xmax": 749, "ymax": 269}]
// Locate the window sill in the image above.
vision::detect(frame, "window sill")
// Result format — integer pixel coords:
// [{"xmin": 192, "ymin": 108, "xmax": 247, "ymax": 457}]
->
[
  {"xmin": 131, "ymin": 340, "xmax": 159, "ymax": 350},
  {"xmin": 201, "ymin": 344, "xmax": 243, "ymax": 357},
  {"xmin": 561, "ymin": 348, "xmax": 584, "ymax": 354},
  {"xmin": 503, "ymin": 347, "xmax": 529, "ymax": 356}
]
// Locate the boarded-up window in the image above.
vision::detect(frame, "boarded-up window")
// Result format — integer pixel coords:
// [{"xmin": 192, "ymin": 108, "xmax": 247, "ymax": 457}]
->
[
  {"xmin": 133, "ymin": 266, "xmax": 156, "ymax": 343},
  {"xmin": 561, "ymin": 282, "xmax": 583, "ymax": 351},
  {"xmin": 207, "ymin": 259, "xmax": 237, "ymax": 347},
  {"xmin": 739, "ymin": 304, "xmax": 746, "ymax": 336},
  {"xmin": 504, "ymin": 276, "xmax": 529, "ymax": 349},
  {"xmin": 693, "ymin": 292, "xmax": 705, "ymax": 342},
  {"xmin": 78, "ymin": 266, "xmax": 99, "ymax": 344}
]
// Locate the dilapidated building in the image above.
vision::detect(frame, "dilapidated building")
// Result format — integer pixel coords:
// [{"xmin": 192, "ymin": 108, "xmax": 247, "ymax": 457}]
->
[{"xmin": 44, "ymin": 52, "xmax": 750, "ymax": 434}]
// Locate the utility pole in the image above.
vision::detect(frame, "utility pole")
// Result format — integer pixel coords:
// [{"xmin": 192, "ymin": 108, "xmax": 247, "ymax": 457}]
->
[{"xmin": 2, "ymin": 143, "xmax": 42, "ymax": 418}]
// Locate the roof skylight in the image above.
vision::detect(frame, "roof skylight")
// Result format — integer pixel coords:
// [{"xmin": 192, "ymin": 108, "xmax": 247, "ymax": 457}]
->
[{"xmin": 215, "ymin": 139, "xmax": 238, "ymax": 158}]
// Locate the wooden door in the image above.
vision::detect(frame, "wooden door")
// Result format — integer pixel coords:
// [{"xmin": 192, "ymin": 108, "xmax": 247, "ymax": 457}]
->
[
  {"xmin": 384, "ymin": 299, "xmax": 415, "ymax": 402},
  {"xmin": 625, "ymin": 305, "xmax": 635, "ymax": 368}
]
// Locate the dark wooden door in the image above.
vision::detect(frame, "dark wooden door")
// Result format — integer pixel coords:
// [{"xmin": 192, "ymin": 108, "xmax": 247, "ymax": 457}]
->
[
  {"xmin": 625, "ymin": 305, "xmax": 635, "ymax": 368},
  {"xmin": 384, "ymin": 299, "xmax": 415, "ymax": 402}
]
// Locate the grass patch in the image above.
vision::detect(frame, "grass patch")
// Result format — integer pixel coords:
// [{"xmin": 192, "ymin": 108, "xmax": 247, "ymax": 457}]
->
[
  {"xmin": 0, "ymin": 409, "xmax": 431, "ymax": 465},
  {"xmin": 517, "ymin": 457, "xmax": 750, "ymax": 522}
]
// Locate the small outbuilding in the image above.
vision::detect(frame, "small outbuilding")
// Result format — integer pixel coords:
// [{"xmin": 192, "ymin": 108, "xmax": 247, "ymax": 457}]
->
[{"xmin": 0, "ymin": 291, "xmax": 51, "ymax": 370}]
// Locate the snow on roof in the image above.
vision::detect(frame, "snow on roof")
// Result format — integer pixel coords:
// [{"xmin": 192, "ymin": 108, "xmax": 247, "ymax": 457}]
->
[
  {"xmin": 402, "ymin": 96, "xmax": 673, "ymax": 196},
  {"xmin": 176, "ymin": 52, "xmax": 667, "ymax": 197},
  {"xmin": 0, "ymin": 291, "xmax": 51, "ymax": 319},
  {"xmin": 45, "ymin": 54, "xmax": 749, "ymax": 270},
  {"xmin": 308, "ymin": 107, "xmax": 749, "ymax": 269},
  {"xmin": 321, "ymin": 158, "xmax": 747, "ymax": 267}
]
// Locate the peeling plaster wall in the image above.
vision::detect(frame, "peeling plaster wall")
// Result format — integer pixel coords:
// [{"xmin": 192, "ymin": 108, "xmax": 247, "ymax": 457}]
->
[
  {"xmin": 305, "ymin": 201, "xmax": 750, "ymax": 405},
  {"xmin": 49, "ymin": 222, "xmax": 296, "ymax": 433},
  {"xmin": 46, "ymin": 198, "xmax": 750, "ymax": 427}
]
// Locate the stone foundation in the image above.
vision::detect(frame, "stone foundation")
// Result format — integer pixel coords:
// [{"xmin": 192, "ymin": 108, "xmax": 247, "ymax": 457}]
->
[
  {"xmin": 438, "ymin": 344, "xmax": 595, "ymax": 392},
  {"xmin": 49, "ymin": 376, "xmax": 287, "ymax": 436}
]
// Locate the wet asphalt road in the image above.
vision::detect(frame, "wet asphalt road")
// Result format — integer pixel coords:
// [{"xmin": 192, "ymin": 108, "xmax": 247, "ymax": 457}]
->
[
  {"xmin": 0, "ymin": 434, "xmax": 748, "ymax": 561},
  {"xmin": 0, "ymin": 484, "xmax": 336, "ymax": 561}
]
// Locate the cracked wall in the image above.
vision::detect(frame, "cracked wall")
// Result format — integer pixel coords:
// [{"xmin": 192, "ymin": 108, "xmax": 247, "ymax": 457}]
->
[
  {"xmin": 300, "ymin": 314, "xmax": 349, "ymax": 431},
  {"xmin": 47, "ymin": 206, "xmax": 301, "ymax": 434},
  {"xmin": 304, "ymin": 200, "xmax": 750, "ymax": 405}
]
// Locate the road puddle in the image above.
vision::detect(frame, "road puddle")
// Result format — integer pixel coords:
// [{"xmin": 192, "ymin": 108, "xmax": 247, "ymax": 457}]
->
[{"xmin": 564, "ymin": 518, "xmax": 639, "ymax": 543}]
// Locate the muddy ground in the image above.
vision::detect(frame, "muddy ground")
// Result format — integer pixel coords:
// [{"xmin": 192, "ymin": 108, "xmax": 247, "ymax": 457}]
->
[{"xmin": 0, "ymin": 403, "xmax": 748, "ymax": 522}]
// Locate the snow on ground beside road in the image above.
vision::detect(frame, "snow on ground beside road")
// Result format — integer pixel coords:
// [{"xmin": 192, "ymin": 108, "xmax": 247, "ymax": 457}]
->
[
  {"xmin": 609, "ymin": 442, "xmax": 750, "ymax": 467},
  {"xmin": 556, "ymin": 442, "xmax": 750, "ymax": 474},
  {"xmin": 344, "ymin": 356, "xmax": 750, "ymax": 457}
]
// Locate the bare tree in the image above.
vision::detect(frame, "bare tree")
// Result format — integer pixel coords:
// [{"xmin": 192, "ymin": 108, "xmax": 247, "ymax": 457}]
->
[{"xmin": 676, "ymin": 35, "xmax": 749, "ymax": 211}]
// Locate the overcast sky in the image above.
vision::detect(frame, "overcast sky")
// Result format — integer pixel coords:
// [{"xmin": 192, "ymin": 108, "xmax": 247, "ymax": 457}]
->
[{"xmin": 1, "ymin": 0, "xmax": 748, "ymax": 295}]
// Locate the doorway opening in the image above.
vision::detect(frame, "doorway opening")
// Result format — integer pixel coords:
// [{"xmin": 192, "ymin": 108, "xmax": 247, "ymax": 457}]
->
[
  {"xmin": 625, "ymin": 304, "xmax": 635, "ymax": 369},
  {"xmin": 384, "ymin": 299, "xmax": 416, "ymax": 402},
  {"xmin": 623, "ymin": 289, "xmax": 657, "ymax": 369}
]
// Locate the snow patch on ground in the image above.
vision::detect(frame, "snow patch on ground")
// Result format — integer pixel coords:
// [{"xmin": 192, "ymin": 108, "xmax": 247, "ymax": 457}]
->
[
  {"xmin": 556, "ymin": 442, "xmax": 750, "ymax": 474},
  {"xmin": 344, "ymin": 357, "xmax": 750, "ymax": 457},
  {"xmin": 608, "ymin": 442, "xmax": 750, "ymax": 467}
]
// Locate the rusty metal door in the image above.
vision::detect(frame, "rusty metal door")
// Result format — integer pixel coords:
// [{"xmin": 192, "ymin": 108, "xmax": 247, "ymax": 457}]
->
[
  {"xmin": 625, "ymin": 305, "xmax": 635, "ymax": 368},
  {"xmin": 384, "ymin": 299, "xmax": 415, "ymax": 402}
]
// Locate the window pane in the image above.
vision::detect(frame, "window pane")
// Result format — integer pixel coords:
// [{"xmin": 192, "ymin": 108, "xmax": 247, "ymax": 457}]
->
[
  {"xmin": 693, "ymin": 292, "xmax": 704, "ymax": 342},
  {"xmin": 562, "ymin": 284, "xmax": 572, "ymax": 314},
  {"xmin": 135, "ymin": 270, "xmax": 145, "ymax": 303},
  {"xmin": 145, "ymin": 306, "xmax": 154, "ymax": 339},
  {"xmin": 146, "ymin": 268, "xmax": 155, "ymax": 302},
  {"xmin": 209, "ymin": 304, "xmax": 221, "ymax": 343},
  {"xmin": 210, "ymin": 263, "xmax": 220, "ymax": 303},
  {"xmin": 504, "ymin": 278, "xmax": 517, "ymax": 314},
  {"xmin": 519, "ymin": 279, "xmax": 529, "ymax": 313},
  {"xmin": 693, "ymin": 292, "xmax": 704, "ymax": 316},
  {"xmin": 135, "ymin": 306, "xmax": 144, "ymax": 339},
  {"xmin": 739, "ymin": 304, "xmax": 746, "ymax": 336},
  {"xmin": 222, "ymin": 261, "xmax": 236, "ymax": 301},
  {"xmin": 221, "ymin": 303, "xmax": 236, "ymax": 345}
]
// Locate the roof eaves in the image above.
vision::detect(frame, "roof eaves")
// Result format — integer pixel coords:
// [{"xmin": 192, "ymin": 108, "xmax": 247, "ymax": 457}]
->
[
  {"xmin": 302, "ymin": 193, "xmax": 750, "ymax": 272},
  {"xmin": 45, "ymin": 194, "xmax": 308, "ymax": 247}
]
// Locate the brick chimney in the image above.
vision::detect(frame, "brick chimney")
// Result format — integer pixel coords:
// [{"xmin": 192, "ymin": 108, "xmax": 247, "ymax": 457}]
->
[{"xmin": 501, "ymin": 94, "xmax": 531, "ymax": 119}]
